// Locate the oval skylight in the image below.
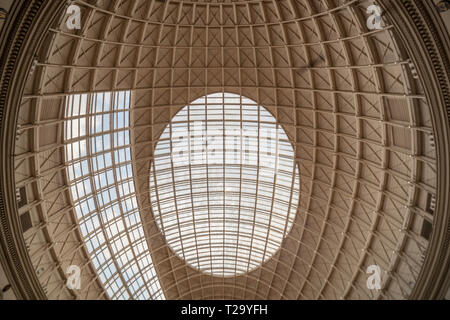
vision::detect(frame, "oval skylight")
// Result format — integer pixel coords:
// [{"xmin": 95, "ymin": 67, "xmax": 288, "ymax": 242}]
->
[{"xmin": 150, "ymin": 93, "xmax": 300, "ymax": 277}]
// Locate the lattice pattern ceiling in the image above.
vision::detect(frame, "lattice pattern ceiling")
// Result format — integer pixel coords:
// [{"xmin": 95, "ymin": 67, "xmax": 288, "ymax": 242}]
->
[{"xmin": 13, "ymin": 0, "xmax": 437, "ymax": 300}]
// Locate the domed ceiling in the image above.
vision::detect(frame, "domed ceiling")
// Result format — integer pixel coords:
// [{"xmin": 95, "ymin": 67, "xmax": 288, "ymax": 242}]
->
[{"xmin": 7, "ymin": 0, "xmax": 444, "ymax": 300}]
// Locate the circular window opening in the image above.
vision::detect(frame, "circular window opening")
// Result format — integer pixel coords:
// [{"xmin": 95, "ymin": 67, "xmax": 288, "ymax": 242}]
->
[{"xmin": 150, "ymin": 93, "xmax": 300, "ymax": 277}]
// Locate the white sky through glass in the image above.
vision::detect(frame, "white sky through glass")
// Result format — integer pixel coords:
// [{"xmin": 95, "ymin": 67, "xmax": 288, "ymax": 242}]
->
[
  {"xmin": 150, "ymin": 93, "xmax": 300, "ymax": 277},
  {"xmin": 65, "ymin": 91, "xmax": 164, "ymax": 300}
]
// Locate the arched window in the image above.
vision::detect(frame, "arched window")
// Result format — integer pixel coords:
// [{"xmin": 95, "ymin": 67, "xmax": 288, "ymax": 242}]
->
[
  {"xmin": 65, "ymin": 91, "xmax": 164, "ymax": 300},
  {"xmin": 150, "ymin": 93, "xmax": 300, "ymax": 277}
]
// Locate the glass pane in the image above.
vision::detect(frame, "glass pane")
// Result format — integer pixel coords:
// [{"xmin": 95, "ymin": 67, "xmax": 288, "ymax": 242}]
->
[
  {"xmin": 64, "ymin": 91, "xmax": 164, "ymax": 300},
  {"xmin": 151, "ymin": 93, "xmax": 300, "ymax": 277}
]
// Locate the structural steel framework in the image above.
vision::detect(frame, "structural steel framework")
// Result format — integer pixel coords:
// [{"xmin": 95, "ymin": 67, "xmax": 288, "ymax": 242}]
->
[
  {"xmin": 65, "ymin": 90, "xmax": 164, "ymax": 299},
  {"xmin": 150, "ymin": 92, "xmax": 299, "ymax": 277},
  {"xmin": 0, "ymin": 0, "xmax": 449, "ymax": 300}
]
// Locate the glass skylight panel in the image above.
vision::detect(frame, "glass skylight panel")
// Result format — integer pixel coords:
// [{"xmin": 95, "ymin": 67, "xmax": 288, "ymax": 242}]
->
[
  {"xmin": 64, "ymin": 92, "xmax": 165, "ymax": 300},
  {"xmin": 150, "ymin": 93, "xmax": 300, "ymax": 277}
]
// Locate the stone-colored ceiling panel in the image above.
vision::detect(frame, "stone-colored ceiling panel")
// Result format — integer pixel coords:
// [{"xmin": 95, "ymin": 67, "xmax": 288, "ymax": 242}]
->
[{"xmin": 12, "ymin": 0, "xmax": 439, "ymax": 300}]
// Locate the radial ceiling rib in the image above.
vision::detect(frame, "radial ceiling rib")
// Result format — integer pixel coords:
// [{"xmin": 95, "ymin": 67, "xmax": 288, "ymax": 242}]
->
[{"xmin": 11, "ymin": 0, "xmax": 438, "ymax": 300}]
